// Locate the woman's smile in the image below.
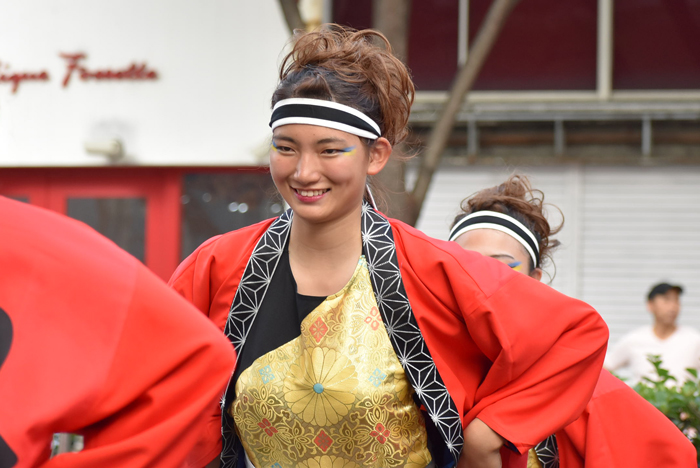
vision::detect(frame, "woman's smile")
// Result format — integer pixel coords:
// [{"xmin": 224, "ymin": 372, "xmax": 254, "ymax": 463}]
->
[{"xmin": 293, "ymin": 188, "xmax": 330, "ymax": 202}]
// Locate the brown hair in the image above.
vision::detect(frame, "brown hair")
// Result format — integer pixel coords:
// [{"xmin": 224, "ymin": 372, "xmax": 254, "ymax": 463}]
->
[
  {"xmin": 272, "ymin": 24, "xmax": 415, "ymax": 147},
  {"xmin": 452, "ymin": 174, "xmax": 563, "ymax": 273}
]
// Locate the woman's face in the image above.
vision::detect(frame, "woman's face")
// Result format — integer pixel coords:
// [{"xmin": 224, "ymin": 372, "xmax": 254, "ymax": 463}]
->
[
  {"xmin": 269, "ymin": 124, "xmax": 390, "ymax": 226},
  {"xmin": 454, "ymin": 228, "xmax": 542, "ymax": 281}
]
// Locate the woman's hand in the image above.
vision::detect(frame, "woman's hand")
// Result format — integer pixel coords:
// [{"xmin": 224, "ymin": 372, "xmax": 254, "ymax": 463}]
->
[{"xmin": 457, "ymin": 418, "xmax": 504, "ymax": 468}]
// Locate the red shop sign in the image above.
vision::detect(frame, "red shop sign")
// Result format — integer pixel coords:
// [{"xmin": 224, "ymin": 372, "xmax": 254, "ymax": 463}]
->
[
  {"xmin": 60, "ymin": 53, "xmax": 158, "ymax": 87},
  {"xmin": 0, "ymin": 62, "xmax": 50, "ymax": 94},
  {"xmin": 0, "ymin": 53, "xmax": 159, "ymax": 94}
]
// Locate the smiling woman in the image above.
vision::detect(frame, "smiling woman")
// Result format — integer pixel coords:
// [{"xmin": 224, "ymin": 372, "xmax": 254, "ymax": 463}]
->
[
  {"xmin": 269, "ymin": 124, "xmax": 389, "ymax": 245},
  {"xmin": 169, "ymin": 25, "xmax": 610, "ymax": 468}
]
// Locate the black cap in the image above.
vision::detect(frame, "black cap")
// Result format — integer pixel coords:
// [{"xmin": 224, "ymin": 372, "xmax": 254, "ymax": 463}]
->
[{"xmin": 647, "ymin": 282, "xmax": 683, "ymax": 301}]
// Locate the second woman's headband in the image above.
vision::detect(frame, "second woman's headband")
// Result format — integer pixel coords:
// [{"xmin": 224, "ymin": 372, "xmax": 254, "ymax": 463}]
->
[
  {"xmin": 449, "ymin": 210, "xmax": 541, "ymax": 268},
  {"xmin": 269, "ymin": 98, "xmax": 381, "ymax": 140}
]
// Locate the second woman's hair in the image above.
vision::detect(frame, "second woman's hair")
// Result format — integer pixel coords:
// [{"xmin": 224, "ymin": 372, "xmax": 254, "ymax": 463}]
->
[{"xmin": 452, "ymin": 174, "xmax": 563, "ymax": 272}]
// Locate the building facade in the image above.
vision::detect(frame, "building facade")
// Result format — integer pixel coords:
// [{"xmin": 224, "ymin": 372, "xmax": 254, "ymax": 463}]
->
[{"xmin": 2, "ymin": 0, "xmax": 700, "ymax": 344}]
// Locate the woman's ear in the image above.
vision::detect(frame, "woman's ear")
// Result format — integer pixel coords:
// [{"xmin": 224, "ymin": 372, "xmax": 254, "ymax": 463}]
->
[
  {"xmin": 367, "ymin": 137, "xmax": 392, "ymax": 176},
  {"xmin": 530, "ymin": 268, "xmax": 543, "ymax": 282}
]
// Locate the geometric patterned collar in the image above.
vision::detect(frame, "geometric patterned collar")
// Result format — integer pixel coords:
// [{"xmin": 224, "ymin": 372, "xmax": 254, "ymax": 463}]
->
[
  {"xmin": 534, "ymin": 435, "xmax": 559, "ymax": 468},
  {"xmin": 219, "ymin": 202, "xmax": 464, "ymax": 467}
]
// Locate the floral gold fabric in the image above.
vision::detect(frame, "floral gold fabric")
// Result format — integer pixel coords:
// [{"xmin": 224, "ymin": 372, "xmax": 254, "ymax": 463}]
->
[
  {"xmin": 230, "ymin": 256, "xmax": 431, "ymax": 468},
  {"xmin": 528, "ymin": 449, "xmax": 544, "ymax": 468}
]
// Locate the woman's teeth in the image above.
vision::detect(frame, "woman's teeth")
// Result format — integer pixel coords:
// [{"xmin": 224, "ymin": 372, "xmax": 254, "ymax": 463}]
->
[{"xmin": 297, "ymin": 189, "xmax": 327, "ymax": 197}]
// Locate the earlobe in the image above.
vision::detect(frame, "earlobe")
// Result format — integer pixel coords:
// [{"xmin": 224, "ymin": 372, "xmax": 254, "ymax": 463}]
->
[
  {"xmin": 530, "ymin": 268, "xmax": 543, "ymax": 282},
  {"xmin": 367, "ymin": 138, "xmax": 392, "ymax": 176}
]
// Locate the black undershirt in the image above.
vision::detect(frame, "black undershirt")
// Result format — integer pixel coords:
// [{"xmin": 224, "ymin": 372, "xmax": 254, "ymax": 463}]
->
[{"xmin": 232, "ymin": 247, "xmax": 326, "ymax": 386}]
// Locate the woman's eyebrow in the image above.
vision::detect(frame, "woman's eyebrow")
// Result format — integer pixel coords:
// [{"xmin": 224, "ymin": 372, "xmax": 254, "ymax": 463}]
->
[
  {"xmin": 271, "ymin": 135, "xmax": 296, "ymax": 143},
  {"xmin": 317, "ymin": 137, "xmax": 348, "ymax": 145},
  {"xmin": 491, "ymin": 254, "xmax": 516, "ymax": 261}
]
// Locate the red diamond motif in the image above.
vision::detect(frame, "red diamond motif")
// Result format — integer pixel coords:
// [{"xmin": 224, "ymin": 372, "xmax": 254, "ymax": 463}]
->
[
  {"xmin": 370, "ymin": 422, "xmax": 390, "ymax": 444},
  {"xmin": 309, "ymin": 317, "xmax": 329, "ymax": 343},
  {"xmin": 314, "ymin": 429, "xmax": 333, "ymax": 452}
]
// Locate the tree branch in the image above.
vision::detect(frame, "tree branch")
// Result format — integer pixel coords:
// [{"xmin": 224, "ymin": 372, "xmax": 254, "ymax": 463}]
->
[
  {"xmin": 409, "ymin": 0, "xmax": 520, "ymax": 225},
  {"xmin": 278, "ymin": 0, "xmax": 306, "ymax": 34},
  {"xmin": 372, "ymin": 0, "xmax": 416, "ymax": 222}
]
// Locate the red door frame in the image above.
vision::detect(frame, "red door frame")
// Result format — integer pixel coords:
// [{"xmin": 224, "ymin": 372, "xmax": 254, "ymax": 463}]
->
[{"xmin": 0, "ymin": 167, "xmax": 181, "ymax": 281}]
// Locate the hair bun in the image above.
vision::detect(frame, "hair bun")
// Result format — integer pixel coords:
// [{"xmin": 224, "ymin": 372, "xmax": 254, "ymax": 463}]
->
[
  {"xmin": 272, "ymin": 24, "xmax": 414, "ymax": 146},
  {"xmin": 453, "ymin": 174, "xmax": 563, "ymax": 273}
]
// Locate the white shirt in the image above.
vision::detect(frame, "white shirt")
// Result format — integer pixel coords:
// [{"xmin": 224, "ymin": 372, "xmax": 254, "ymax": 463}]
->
[{"xmin": 605, "ymin": 325, "xmax": 700, "ymax": 386}]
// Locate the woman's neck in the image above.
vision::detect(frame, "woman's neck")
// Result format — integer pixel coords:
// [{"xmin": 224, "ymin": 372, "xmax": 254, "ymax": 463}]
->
[
  {"xmin": 289, "ymin": 206, "xmax": 363, "ymax": 262},
  {"xmin": 287, "ymin": 204, "xmax": 364, "ymax": 296}
]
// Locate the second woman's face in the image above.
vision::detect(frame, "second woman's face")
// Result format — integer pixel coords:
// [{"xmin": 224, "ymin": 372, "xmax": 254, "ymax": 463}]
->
[
  {"xmin": 269, "ymin": 124, "xmax": 388, "ymax": 226},
  {"xmin": 454, "ymin": 228, "xmax": 542, "ymax": 281}
]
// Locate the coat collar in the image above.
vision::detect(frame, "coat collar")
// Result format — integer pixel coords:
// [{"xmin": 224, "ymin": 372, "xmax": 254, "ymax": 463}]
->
[{"xmin": 220, "ymin": 203, "xmax": 463, "ymax": 467}]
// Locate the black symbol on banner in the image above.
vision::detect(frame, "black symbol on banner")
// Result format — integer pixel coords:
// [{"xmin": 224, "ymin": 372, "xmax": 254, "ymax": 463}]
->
[{"xmin": 0, "ymin": 307, "xmax": 17, "ymax": 468}]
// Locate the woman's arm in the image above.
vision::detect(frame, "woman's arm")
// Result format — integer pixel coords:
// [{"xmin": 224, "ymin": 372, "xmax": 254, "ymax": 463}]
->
[
  {"xmin": 453, "ymin": 259, "xmax": 609, "ymax": 454},
  {"xmin": 458, "ymin": 419, "xmax": 504, "ymax": 468}
]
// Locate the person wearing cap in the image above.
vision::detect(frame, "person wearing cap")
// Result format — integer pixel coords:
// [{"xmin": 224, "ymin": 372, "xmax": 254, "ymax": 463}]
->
[{"xmin": 605, "ymin": 282, "xmax": 700, "ymax": 386}]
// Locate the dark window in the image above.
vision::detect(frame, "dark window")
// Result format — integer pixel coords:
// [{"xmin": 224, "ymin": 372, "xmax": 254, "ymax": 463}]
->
[
  {"xmin": 332, "ymin": 0, "xmax": 371, "ymax": 29},
  {"xmin": 407, "ymin": 0, "xmax": 460, "ymax": 91},
  {"xmin": 67, "ymin": 198, "xmax": 146, "ymax": 261},
  {"xmin": 470, "ymin": 0, "xmax": 597, "ymax": 90},
  {"xmin": 333, "ymin": 0, "xmax": 458, "ymax": 91},
  {"xmin": 180, "ymin": 172, "xmax": 282, "ymax": 260},
  {"xmin": 614, "ymin": 0, "xmax": 700, "ymax": 89},
  {"xmin": 335, "ymin": 0, "xmax": 597, "ymax": 91}
]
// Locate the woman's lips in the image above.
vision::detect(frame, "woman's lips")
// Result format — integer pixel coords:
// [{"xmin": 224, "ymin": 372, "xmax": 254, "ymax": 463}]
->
[{"xmin": 293, "ymin": 188, "xmax": 329, "ymax": 202}]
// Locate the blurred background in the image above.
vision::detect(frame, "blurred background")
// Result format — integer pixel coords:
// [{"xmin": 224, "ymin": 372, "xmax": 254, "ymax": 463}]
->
[{"xmin": 1, "ymin": 0, "xmax": 699, "ymax": 349}]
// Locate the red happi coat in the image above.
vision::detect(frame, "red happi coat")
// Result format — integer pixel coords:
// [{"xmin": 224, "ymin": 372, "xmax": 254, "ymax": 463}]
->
[
  {"xmin": 170, "ymin": 209, "xmax": 608, "ymax": 467},
  {"xmin": 555, "ymin": 370, "xmax": 696, "ymax": 467},
  {"xmin": 0, "ymin": 197, "xmax": 235, "ymax": 468}
]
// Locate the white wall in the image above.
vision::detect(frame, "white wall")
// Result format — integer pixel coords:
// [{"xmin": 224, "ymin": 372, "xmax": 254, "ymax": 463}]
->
[
  {"xmin": 414, "ymin": 163, "xmax": 700, "ymax": 346},
  {"xmin": 0, "ymin": 1, "xmax": 289, "ymax": 166}
]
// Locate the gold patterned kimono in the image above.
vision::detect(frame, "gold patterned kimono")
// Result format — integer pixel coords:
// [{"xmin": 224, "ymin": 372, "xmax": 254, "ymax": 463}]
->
[{"xmin": 230, "ymin": 256, "xmax": 432, "ymax": 468}]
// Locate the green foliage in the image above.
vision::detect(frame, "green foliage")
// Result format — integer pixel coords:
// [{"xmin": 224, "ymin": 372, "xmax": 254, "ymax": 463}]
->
[{"xmin": 633, "ymin": 355, "xmax": 700, "ymax": 461}]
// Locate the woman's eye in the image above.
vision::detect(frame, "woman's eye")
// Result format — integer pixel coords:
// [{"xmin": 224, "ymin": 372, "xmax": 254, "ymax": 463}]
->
[
  {"xmin": 323, "ymin": 146, "xmax": 356, "ymax": 156},
  {"xmin": 272, "ymin": 143, "xmax": 294, "ymax": 154}
]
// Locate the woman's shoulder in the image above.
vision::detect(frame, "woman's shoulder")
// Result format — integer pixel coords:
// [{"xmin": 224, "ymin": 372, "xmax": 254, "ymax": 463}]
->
[
  {"xmin": 388, "ymin": 217, "xmax": 469, "ymax": 257},
  {"xmin": 388, "ymin": 217, "xmax": 527, "ymax": 304},
  {"xmin": 197, "ymin": 217, "xmax": 275, "ymax": 255}
]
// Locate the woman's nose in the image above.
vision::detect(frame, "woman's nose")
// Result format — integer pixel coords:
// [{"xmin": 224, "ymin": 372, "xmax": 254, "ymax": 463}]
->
[{"xmin": 294, "ymin": 152, "xmax": 321, "ymax": 183}]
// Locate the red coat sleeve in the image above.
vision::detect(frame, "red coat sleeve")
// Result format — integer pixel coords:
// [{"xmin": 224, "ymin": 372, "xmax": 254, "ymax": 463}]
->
[
  {"xmin": 0, "ymin": 198, "xmax": 236, "ymax": 468},
  {"xmin": 47, "ymin": 266, "xmax": 236, "ymax": 468},
  {"xmin": 557, "ymin": 371, "xmax": 697, "ymax": 468},
  {"xmin": 463, "ymin": 270, "xmax": 608, "ymax": 453},
  {"xmin": 391, "ymin": 221, "xmax": 608, "ymax": 455}
]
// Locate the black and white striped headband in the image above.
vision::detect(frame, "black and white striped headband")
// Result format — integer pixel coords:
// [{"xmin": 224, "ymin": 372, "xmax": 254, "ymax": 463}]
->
[
  {"xmin": 269, "ymin": 98, "xmax": 381, "ymax": 140},
  {"xmin": 449, "ymin": 210, "xmax": 541, "ymax": 268}
]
